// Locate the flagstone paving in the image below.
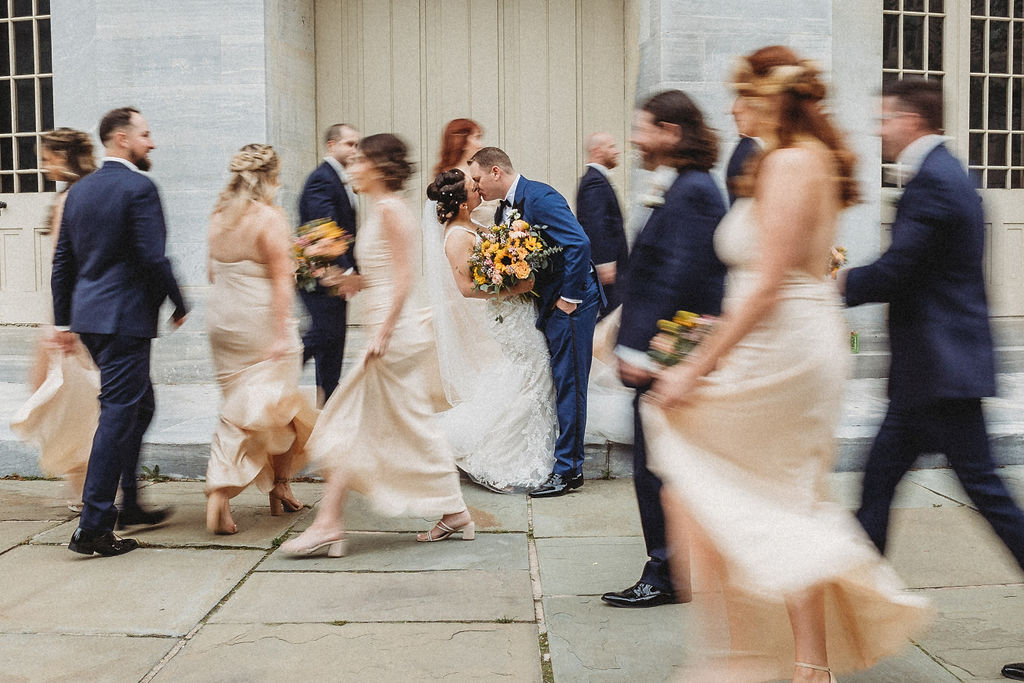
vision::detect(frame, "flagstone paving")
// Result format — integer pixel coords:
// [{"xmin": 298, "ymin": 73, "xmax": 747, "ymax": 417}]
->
[{"xmin": 0, "ymin": 469, "xmax": 1022, "ymax": 681}]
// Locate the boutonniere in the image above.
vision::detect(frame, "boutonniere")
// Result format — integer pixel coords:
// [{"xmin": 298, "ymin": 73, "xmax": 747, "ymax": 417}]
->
[
  {"xmin": 641, "ymin": 191, "xmax": 666, "ymax": 208},
  {"xmin": 641, "ymin": 167, "xmax": 675, "ymax": 208}
]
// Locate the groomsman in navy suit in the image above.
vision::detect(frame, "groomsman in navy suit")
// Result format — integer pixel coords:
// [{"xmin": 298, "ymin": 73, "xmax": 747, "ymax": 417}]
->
[
  {"xmin": 841, "ymin": 78, "xmax": 1024, "ymax": 571},
  {"xmin": 601, "ymin": 90, "xmax": 727, "ymax": 607},
  {"xmin": 298, "ymin": 123, "xmax": 359, "ymax": 406},
  {"xmin": 468, "ymin": 146, "xmax": 603, "ymax": 497},
  {"xmin": 52, "ymin": 107, "xmax": 187, "ymax": 556},
  {"xmin": 576, "ymin": 132, "xmax": 627, "ymax": 318}
]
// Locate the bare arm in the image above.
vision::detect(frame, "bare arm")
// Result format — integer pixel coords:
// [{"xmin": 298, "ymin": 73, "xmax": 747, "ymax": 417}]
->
[
  {"xmin": 651, "ymin": 148, "xmax": 826, "ymax": 405},
  {"xmin": 255, "ymin": 207, "xmax": 297, "ymax": 359},
  {"xmin": 367, "ymin": 201, "xmax": 413, "ymax": 357}
]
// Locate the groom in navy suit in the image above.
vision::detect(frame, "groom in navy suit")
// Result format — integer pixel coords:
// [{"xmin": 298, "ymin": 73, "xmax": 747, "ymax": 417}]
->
[
  {"xmin": 602, "ymin": 90, "xmax": 726, "ymax": 607},
  {"xmin": 469, "ymin": 146, "xmax": 603, "ymax": 497},
  {"xmin": 52, "ymin": 107, "xmax": 187, "ymax": 556},
  {"xmin": 298, "ymin": 123, "xmax": 360, "ymax": 406},
  {"xmin": 841, "ymin": 78, "xmax": 1024, "ymax": 572}
]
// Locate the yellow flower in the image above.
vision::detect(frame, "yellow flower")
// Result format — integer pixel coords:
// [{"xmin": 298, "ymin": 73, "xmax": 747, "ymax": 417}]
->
[{"xmin": 472, "ymin": 267, "xmax": 487, "ymax": 285}]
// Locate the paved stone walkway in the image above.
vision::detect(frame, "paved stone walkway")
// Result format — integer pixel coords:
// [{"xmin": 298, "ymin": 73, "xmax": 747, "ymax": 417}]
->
[{"xmin": 1, "ymin": 470, "xmax": 1023, "ymax": 681}]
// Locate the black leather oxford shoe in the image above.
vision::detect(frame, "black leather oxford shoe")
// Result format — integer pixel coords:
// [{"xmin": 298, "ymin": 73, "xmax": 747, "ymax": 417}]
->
[
  {"xmin": 116, "ymin": 505, "xmax": 173, "ymax": 529},
  {"xmin": 1002, "ymin": 663, "xmax": 1024, "ymax": 681},
  {"xmin": 68, "ymin": 528, "xmax": 140, "ymax": 556},
  {"xmin": 601, "ymin": 581, "xmax": 675, "ymax": 608},
  {"xmin": 528, "ymin": 472, "xmax": 583, "ymax": 498}
]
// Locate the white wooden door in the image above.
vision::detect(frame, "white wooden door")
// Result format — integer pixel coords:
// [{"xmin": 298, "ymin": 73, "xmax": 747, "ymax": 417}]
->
[
  {"xmin": 314, "ymin": 0, "xmax": 633, "ymax": 210},
  {"xmin": 0, "ymin": 192, "xmax": 53, "ymax": 323}
]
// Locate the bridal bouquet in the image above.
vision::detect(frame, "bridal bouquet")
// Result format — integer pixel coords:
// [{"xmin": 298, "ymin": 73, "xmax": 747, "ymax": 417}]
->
[
  {"xmin": 828, "ymin": 245, "xmax": 848, "ymax": 279},
  {"xmin": 647, "ymin": 310, "xmax": 717, "ymax": 367},
  {"xmin": 293, "ymin": 218, "xmax": 353, "ymax": 292},
  {"xmin": 469, "ymin": 210, "xmax": 561, "ymax": 295}
]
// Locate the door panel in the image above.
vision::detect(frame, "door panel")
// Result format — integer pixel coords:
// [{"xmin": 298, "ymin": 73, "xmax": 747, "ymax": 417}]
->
[{"xmin": 0, "ymin": 193, "xmax": 53, "ymax": 323}]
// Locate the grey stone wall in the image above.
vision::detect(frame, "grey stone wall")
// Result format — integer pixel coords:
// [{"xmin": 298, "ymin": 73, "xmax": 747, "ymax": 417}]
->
[
  {"xmin": 634, "ymin": 0, "xmax": 885, "ymax": 331},
  {"xmin": 51, "ymin": 0, "xmax": 317, "ymax": 297}
]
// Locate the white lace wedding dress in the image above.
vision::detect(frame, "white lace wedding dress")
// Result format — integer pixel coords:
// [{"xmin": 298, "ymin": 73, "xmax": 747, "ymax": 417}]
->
[{"xmin": 422, "ymin": 205, "xmax": 556, "ymax": 491}]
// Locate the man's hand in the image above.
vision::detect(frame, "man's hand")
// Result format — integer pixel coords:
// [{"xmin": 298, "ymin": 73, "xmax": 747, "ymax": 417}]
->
[
  {"xmin": 52, "ymin": 329, "xmax": 78, "ymax": 353},
  {"xmin": 595, "ymin": 262, "xmax": 617, "ymax": 286},
  {"xmin": 334, "ymin": 273, "xmax": 365, "ymax": 300},
  {"xmin": 617, "ymin": 358, "xmax": 653, "ymax": 388},
  {"xmin": 170, "ymin": 310, "xmax": 187, "ymax": 329},
  {"xmin": 555, "ymin": 298, "xmax": 578, "ymax": 315}
]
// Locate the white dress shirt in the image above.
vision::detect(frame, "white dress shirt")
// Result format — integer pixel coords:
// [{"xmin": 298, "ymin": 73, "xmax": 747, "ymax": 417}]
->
[{"xmin": 324, "ymin": 155, "xmax": 358, "ymax": 211}]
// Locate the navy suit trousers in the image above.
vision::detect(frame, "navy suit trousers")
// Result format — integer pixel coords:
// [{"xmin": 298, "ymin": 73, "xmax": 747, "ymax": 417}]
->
[
  {"xmin": 542, "ymin": 278, "xmax": 600, "ymax": 477},
  {"xmin": 631, "ymin": 390, "xmax": 673, "ymax": 590},
  {"xmin": 78, "ymin": 333, "xmax": 154, "ymax": 532},
  {"xmin": 299, "ymin": 289, "xmax": 347, "ymax": 401},
  {"xmin": 857, "ymin": 398, "xmax": 1024, "ymax": 570}
]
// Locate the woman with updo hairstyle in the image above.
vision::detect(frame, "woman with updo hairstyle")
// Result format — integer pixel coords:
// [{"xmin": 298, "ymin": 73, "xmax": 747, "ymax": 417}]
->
[
  {"xmin": 10, "ymin": 128, "xmax": 99, "ymax": 512},
  {"xmin": 283, "ymin": 133, "xmax": 475, "ymax": 557},
  {"xmin": 204, "ymin": 143, "xmax": 316, "ymax": 535},
  {"xmin": 421, "ymin": 167, "xmax": 556, "ymax": 492},
  {"xmin": 642, "ymin": 46, "xmax": 930, "ymax": 681}
]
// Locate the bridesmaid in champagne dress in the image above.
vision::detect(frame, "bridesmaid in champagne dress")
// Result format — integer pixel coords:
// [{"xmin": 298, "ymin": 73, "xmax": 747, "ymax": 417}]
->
[
  {"xmin": 10, "ymin": 129, "xmax": 98, "ymax": 511},
  {"xmin": 282, "ymin": 134, "xmax": 472, "ymax": 557},
  {"xmin": 205, "ymin": 144, "xmax": 316, "ymax": 534},
  {"xmin": 642, "ymin": 47, "xmax": 931, "ymax": 682}
]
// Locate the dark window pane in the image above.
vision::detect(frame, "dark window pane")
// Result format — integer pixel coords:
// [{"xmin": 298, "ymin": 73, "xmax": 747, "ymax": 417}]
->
[
  {"xmin": 1016, "ymin": 0, "xmax": 1023, "ymax": 16},
  {"xmin": 42, "ymin": 177, "xmax": 55, "ymax": 192},
  {"xmin": 17, "ymin": 172, "xmax": 37, "ymax": 192},
  {"xmin": 37, "ymin": 0, "xmax": 50, "ymax": 14},
  {"xmin": 17, "ymin": 135, "xmax": 35, "ymax": 169},
  {"xmin": 972, "ymin": 0, "xmax": 986, "ymax": 14},
  {"xmin": 12, "ymin": 0, "xmax": 32, "ymax": 17},
  {"xmin": 0, "ymin": 138, "xmax": 12, "ymax": 169},
  {"xmin": 1013, "ymin": 132, "xmax": 1023, "ymax": 165},
  {"xmin": 38, "ymin": 76, "xmax": 51, "ymax": 130},
  {"xmin": 884, "ymin": 0, "xmax": 898, "ymax": 9},
  {"xmin": 971, "ymin": 19, "xmax": 986, "ymax": 71},
  {"xmin": 989, "ymin": 77, "xmax": 1009, "ymax": 128},
  {"xmin": 987, "ymin": 168, "xmax": 1007, "ymax": 187},
  {"xmin": 970, "ymin": 132, "xmax": 985, "ymax": 164},
  {"xmin": 971, "ymin": 76, "xmax": 985, "ymax": 128},
  {"xmin": 990, "ymin": 21, "xmax": 1010, "ymax": 72},
  {"xmin": 0, "ymin": 85, "xmax": 11, "ymax": 135},
  {"xmin": 884, "ymin": 14, "xmax": 900, "ymax": 69},
  {"xmin": 992, "ymin": 0, "xmax": 1010, "ymax": 16},
  {"xmin": 1014, "ymin": 22, "xmax": 1023, "ymax": 74},
  {"xmin": 37, "ymin": 19, "xmax": 50, "ymax": 73},
  {"xmin": 905, "ymin": 0, "xmax": 924, "ymax": 10},
  {"xmin": 904, "ymin": 14, "xmax": 925, "ymax": 70},
  {"xmin": 930, "ymin": 0, "xmax": 944, "ymax": 11},
  {"xmin": 0, "ymin": 3, "xmax": 7, "ymax": 19},
  {"xmin": 15, "ymin": 79, "xmax": 35, "ymax": 132},
  {"xmin": 1, "ymin": 175, "xmax": 14, "ymax": 193},
  {"xmin": 0, "ymin": 26, "xmax": 10, "ymax": 77},
  {"xmin": 928, "ymin": 16, "xmax": 944, "ymax": 71},
  {"xmin": 989, "ymin": 132, "xmax": 1008, "ymax": 164},
  {"xmin": 1013, "ymin": 77, "xmax": 1022, "ymax": 128},
  {"xmin": 1012, "ymin": 169, "xmax": 1023, "ymax": 188},
  {"xmin": 13, "ymin": 21, "xmax": 34, "ymax": 75}
]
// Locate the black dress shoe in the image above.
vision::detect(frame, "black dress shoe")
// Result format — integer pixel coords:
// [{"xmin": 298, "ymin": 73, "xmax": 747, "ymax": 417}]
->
[
  {"xmin": 601, "ymin": 581, "xmax": 675, "ymax": 608},
  {"xmin": 528, "ymin": 472, "xmax": 583, "ymax": 498},
  {"xmin": 68, "ymin": 528, "xmax": 139, "ymax": 556},
  {"xmin": 116, "ymin": 505, "xmax": 173, "ymax": 529},
  {"xmin": 1003, "ymin": 663, "xmax": 1024, "ymax": 681}
]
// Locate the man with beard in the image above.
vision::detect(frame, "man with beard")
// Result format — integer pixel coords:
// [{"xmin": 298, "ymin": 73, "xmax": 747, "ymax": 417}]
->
[
  {"xmin": 52, "ymin": 107, "xmax": 187, "ymax": 556},
  {"xmin": 576, "ymin": 132, "xmax": 627, "ymax": 318}
]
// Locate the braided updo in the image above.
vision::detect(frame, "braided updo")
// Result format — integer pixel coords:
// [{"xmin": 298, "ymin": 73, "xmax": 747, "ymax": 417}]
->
[
  {"xmin": 212, "ymin": 143, "xmax": 281, "ymax": 223},
  {"xmin": 425, "ymin": 168, "xmax": 467, "ymax": 224},
  {"xmin": 40, "ymin": 127, "xmax": 96, "ymax": 184}
]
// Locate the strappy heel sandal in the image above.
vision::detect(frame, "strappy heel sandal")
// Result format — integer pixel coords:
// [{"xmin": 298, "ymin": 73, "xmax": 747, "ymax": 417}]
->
[
  {"xmin": 795, "ymin": 661, "xmax": 836, "ymax": 683},
  {"xmin": 416, "ymin": 518, "xmax": 475, "ymax": 542}
]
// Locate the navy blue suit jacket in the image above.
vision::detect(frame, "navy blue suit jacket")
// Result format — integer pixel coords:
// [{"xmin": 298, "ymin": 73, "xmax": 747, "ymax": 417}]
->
[
  {"xmin": 506, "ymin": 176, "xmax": 597, "ymax": 325},
  {"xmin": 298, "ymin": 160, "xmax": 357, "ymax": 272},
  {"xmin": 845, "ymin": 143, "xmax": 996, "ymax": 406},
  {"xmin": 617, "ymin": 169, "xmax": 727, "ymax": 353},
  {"xmin": 726, "ymin": 136, "xmax": 759, "ymax": 206},
  {"xmin": 575, "ymin": 166, "xmax": 627, "ymax": 271},
  {"xmin": 51, "ymin": 160, "xmax": 186, "ymax": 339}
]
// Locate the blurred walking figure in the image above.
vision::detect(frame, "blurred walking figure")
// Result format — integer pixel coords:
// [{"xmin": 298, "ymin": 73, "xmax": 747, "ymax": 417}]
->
[{"xmin": 576, "ymin": 132, "xmax": 627, "ymax": 318}]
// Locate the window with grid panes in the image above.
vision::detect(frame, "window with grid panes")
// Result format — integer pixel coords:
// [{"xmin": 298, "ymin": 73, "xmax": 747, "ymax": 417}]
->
[
  {"xmin": 0, "ymin": 0, "xmax": 53, "ymax": 194},
  {"xmin": 968, "ymin": 0, "xmax": 1024, "ymax": 189},
  {"xmin": 881, "ymin": 0, "xmax": 946, "ymax": 187}
]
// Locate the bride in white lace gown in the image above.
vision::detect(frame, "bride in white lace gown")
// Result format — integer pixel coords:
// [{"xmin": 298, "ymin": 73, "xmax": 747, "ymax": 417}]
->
[{"xmin": 423, "ymin": 168, "xmax": 556, "ymax": 491}]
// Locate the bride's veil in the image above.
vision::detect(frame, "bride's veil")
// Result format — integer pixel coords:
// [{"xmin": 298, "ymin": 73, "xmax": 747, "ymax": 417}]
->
[{"xmin": 420, "ymin": 200, "xmax": 508, "ymax": 408}]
